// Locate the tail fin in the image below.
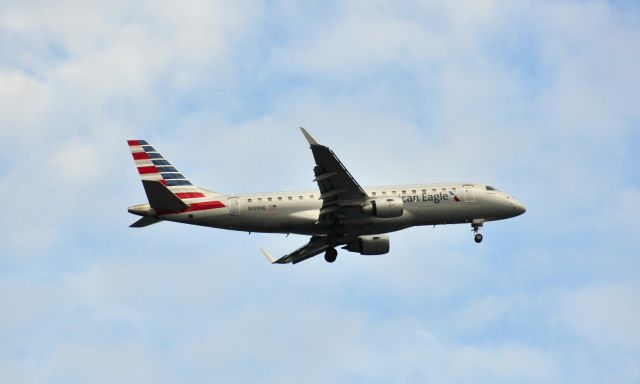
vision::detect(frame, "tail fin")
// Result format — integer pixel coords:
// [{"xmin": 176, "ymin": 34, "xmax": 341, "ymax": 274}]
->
[
  {"xmin": 127, "ymin": 140, "xmax": 217, "ymax": 208},
  {"xmin": 141, "ymin": 180, "xmax": 188, "ymax": 212}
]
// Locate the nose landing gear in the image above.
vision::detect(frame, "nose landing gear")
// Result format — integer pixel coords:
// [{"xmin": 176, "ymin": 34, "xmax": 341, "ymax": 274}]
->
[
  {"xmin": 471, "ymin": 220, "xmax": 484, "ymax": 243},
  {"xmin": 324, "ymin": 248, "xmax": 337, "ymax": 263}
]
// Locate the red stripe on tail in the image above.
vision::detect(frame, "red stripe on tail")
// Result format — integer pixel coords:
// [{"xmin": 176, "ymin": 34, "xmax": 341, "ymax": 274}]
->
[
  {"xmin": 127, "ymin": 140, "xmax": 140, "ymax": 146},
  {"xmin": 176, "ymin": 192, "xmax": 206, "ymax": 199},
  {"xmin": 137, "ymin": 166, "xmax": 158, "ymax": 174},
  {"xmin": 185, "ymin": 201, "xmax": 225, "ymax": 212},
  {"xmin": 156, "ymin": 200, "xmax": 226, "ymax": 216},
  {"xmin": 132, "ymin": 152, "xmax": 149, "ymax": 160}
]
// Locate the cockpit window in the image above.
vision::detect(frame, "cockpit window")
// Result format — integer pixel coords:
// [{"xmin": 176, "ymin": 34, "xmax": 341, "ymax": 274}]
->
[{"xmin": 486, "ymin": 185, "xmax": 497, "ymax": 191}]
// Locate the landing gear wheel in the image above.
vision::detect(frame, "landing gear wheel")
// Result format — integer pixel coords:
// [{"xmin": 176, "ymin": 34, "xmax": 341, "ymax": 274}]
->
[
  {"xmin": 471, "ymin": 220, "xmax": 484, "ymax": 244},
  {"xmin": 324, "ymin": 248, "xmax": 337, "ymax": 263}
]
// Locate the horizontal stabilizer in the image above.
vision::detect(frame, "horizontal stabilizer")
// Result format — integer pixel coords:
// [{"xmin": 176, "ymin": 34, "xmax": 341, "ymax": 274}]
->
[
  {"xmin": 130, "ymin": 216, "xmax": 162, "ymax": 228},
  {"xmin": 142, "ymin": 180, "xmax": 188, "ymax": 212}
]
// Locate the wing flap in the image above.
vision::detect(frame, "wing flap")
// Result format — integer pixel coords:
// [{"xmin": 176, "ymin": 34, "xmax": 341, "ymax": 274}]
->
[
  {"xmin": 313, "ymin": 172, "xmax": 337, "ymax": 182},
  {"xmin": 261, "ymin": 236, "xmax": 330, "ymax": 264},
  {"xmin": 310, "ymin": 147, "xmax": 366, "ymax": 202}
]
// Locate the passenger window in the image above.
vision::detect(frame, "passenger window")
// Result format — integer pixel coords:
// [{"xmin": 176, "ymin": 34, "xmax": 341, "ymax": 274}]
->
[
  {"xmin": 411, "ymin": 190, "xmax": 416, "ymax": 194},
  {"xmin": 432, "ymin": 189, "xmax": 436, "ymax": 193},
  {"xmin": 372, "ymin": 192, "xmax": 377, "ymax": 196},
  {"xmin": 310, "ymin": 195, "xmax": 314, "ymax": 199},
  {"xmin": 452, "ymin": 188, "xmax": 457, "ymax": 191},
  {"xmin": 248, "ymin": 198, "xmax": 252, "ymax": 203},
  {"xmin": 422, "ymin": 189, "xmax": 426, "ymax": 194},
  {"xmin": 392, "ymin": 190, "xmax": 397, "ymax": 195},
  {"xmin": 288, "ymin": 196, "xmax": 292, "ymax": 200},
  {"xmin": 382, "ymin": 191, "xmax": 387, "ymax": 195},
  {"xmin": 278, "ymin": 197, "xmax": 282, "ymax": 201},
  {"xmin": 258, "ymin": 198, "xmax": 262, "ymax": 202},
  {"xmin": 268, "ymin": 197, "xmax": 272, "ymax": 201},
  {"xmin": 299, "ymin": 196, "xmax": 303, "ymax": 200},
  {"xmin": 401, "ymin": 190, "xmax": 406, "ymax": 194}
]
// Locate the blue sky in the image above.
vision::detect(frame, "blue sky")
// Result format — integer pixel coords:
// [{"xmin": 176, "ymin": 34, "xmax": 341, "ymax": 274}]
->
[{"xmin": 1, "ymin": 1, "xmax": 639, "ymax": 382}]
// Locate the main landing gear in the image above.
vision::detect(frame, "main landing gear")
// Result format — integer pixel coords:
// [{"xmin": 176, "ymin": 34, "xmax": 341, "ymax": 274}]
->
[
  {"xmin": 472, "ymin": 220, "xmax": 484, "ymax": 243},
  {"xmin": 324, "ymin": 248, "xmax": 337, "ymax": 263}
]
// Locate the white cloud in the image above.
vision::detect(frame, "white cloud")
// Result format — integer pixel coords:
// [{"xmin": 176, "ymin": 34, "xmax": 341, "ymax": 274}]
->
[
  {"xmin": 42, "ymin": 342, "xmax": 164, "ymax": 384},
  {"xmin": 0, "ymin": 70, "xmax": 51, "ymax": 139},
  {"xmin": 442, "ymin": 342, "xmax": 555, "ymax": 383},
  {"xmin": 1, "ymin": 1, "xmax": 640, "ymax": 383},
  {"xmin": 558, "ymin": 281, "xmax": 640, "ymax": 349},
  {"xmin": 175, "ymin": 302, "xmax": 556, "ymax": 383},
  {"xmin": 48, "ymin": 138, "xmax": 104, "ymax": 185},
  {"xmin": 451, "ymin": 294, "xmax": 514, "ymax": 331},
  {"xmin": 0, "ymin": 278, "xmax": 53, "ymax": 331}
]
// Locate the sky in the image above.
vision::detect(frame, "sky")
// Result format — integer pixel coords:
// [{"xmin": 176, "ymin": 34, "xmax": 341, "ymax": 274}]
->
[{"xmin": 1, "ymin": 0, "xmax": 639, "ymax": 382}]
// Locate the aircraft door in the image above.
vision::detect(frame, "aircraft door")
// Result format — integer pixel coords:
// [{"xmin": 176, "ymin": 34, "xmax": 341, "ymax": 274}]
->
[
  {"xmin": 463, "ymin": 185, "xmax": 476, "ymax": 203},
  {"xmin": 229, "ymin": 197, "xmax": 240, "ymax": 216}
]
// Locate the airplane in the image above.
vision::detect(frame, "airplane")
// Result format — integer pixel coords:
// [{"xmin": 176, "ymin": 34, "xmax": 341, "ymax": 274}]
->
[{"xmin": 127, "ymin": 128, "xmax": 526, "ymax": 264}]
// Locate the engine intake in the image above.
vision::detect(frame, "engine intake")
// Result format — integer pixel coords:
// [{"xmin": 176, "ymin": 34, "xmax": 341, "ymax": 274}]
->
[
  {"xmin": 344, "ymin": 235, "xmax": 390, "ymax": 255},
  {"xmin": 362, "ymin": 197, "xmax": 404, "ymax": 218}
]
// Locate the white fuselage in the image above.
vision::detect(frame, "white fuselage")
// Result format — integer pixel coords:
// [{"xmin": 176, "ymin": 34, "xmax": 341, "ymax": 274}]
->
[{"xmin": 145, "ymin": 183, "xmax": 526, "ymax": 236}]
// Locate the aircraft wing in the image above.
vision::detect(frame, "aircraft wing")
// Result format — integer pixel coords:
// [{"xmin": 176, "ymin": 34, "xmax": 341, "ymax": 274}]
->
[
  {"xmin": 300, "ymin": 127, "xmax": 368, "ymax": 223},
  {"xmin": 261, "ymin": 236, "xmax": 330, "ymax": 264}
]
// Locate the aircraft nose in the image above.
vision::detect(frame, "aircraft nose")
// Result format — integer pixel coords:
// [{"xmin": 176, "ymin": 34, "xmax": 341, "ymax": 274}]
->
[{"xmin": 510, "ymin": 200, "xmax": 526, "ymax": 216}]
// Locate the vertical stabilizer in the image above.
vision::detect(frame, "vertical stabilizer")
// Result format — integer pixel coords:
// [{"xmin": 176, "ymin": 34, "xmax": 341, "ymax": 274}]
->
[
  {"xmin": 127, "ymin": 140, "xmax": 224, "ymax": 210},
  {"xmin": 128, "ymin": 140, "xmax": 207, "ymax": 198}
]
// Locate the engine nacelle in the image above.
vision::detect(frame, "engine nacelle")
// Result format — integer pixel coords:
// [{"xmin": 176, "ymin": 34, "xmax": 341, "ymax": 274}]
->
[
  {"xmin": 344, "ymin": 235, "xmax": 390, "ymax": 255},
  {"xmin": 361, "ymin": 197, "xmax": 404, "ymax": 218}
]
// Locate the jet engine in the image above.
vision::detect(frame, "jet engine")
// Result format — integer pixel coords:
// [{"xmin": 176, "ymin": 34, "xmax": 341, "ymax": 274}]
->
[
  {"xmin": 361, "ymin": 197, "xmax": 404, "ymax": 218},
  {"xmin": 343, "ymin": 235, "xmax": 390, "ymax": 255}
]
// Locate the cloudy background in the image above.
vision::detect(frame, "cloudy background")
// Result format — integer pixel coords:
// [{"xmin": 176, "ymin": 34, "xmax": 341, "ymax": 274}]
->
[{"xmin": 1, "ymin": 0, "xmax": 639, "ymax": 382}]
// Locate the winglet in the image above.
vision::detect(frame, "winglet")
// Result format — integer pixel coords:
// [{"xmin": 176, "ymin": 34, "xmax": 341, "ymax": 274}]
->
[
  {"xmin": 260, "ymin": 248, "xmax": 276, "ymax": 264},
  {"xmin": 300, "ymin": 127, "xmax": 319, "ymax": 145}
]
